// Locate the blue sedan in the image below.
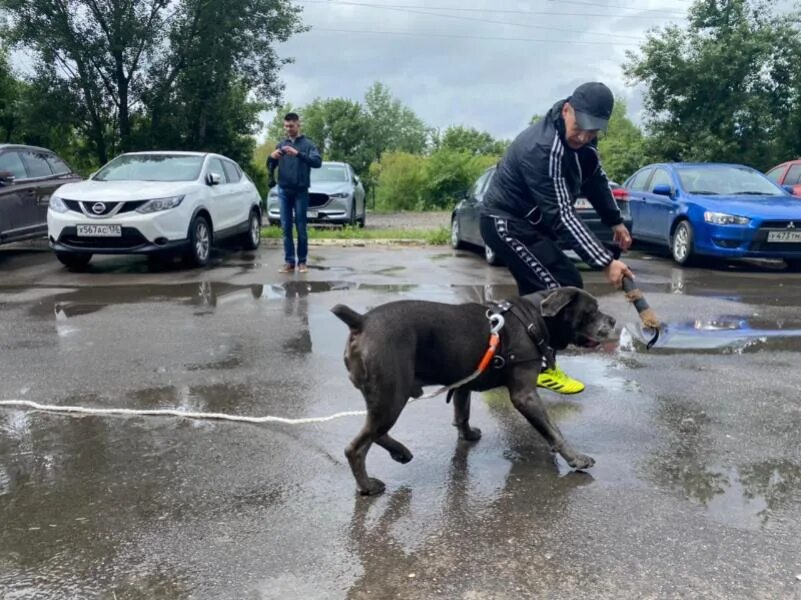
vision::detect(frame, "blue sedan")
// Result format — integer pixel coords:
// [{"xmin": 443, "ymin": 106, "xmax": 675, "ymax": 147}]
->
[{"xmin": 624, "ymin": 163, "xmax": 801, "ymax": 268}]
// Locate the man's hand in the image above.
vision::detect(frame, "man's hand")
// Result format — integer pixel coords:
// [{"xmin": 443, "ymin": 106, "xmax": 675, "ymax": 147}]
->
[
  {"xmin": 282, "ymin": 146, "xmax": 299, "ymax": 157},
  {"xmin": 270, "ymin": 149, "xmax": 284, "ymax": 160},
  {"xmin": 612, "ymin": 223, "xmax": 632, "ymax": 251},
  {"xmin": 603, "ymin": 259, "xmax": 634, "ymax": 289}
]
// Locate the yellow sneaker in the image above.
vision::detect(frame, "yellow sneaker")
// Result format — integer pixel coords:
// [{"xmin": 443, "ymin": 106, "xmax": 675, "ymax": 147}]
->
[{"xmin": 537, "ymin": 366, "xmax": 585, "ymax": 394}]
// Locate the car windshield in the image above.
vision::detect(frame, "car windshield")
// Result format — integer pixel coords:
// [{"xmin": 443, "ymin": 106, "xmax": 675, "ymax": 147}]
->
[
  {"xmin": 93, "ymin": 154, "xmax": 204, "ymax": 182},
  {"xmin": 311, "ymin": 164, "xmax": 349, "ymax": 183},
  {"xmin": 677, "ymin": 165, "xmax": 784, "ymax": 196}
]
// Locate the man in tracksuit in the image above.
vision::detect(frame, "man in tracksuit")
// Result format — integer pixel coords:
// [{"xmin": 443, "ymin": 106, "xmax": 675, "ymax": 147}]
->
[
  {"xmin": 268, "ymin": 112, "xmax": 323, "ymax": 273},
  {"xmin": 480, "ymin": 81, "xmax": 633, "ymax": 394}
]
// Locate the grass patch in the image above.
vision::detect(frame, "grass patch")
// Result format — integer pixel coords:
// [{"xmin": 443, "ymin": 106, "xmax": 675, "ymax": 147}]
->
[{"xmin": 261, "ymin": 225, "xmax": 451, "ymax": 245}]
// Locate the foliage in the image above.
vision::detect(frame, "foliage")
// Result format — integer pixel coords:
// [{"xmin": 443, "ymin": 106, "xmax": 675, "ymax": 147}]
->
[
  {"xmin": 597, "ymin": 98, "xmax": 646, "ymax": 183},
  {"xmin": 422, "ymin": 149, "xmax": 498, "ymax": 210},
  {"xmin": 369, "ymin": 152, "xmax": 428, "ymax": 211},
  {"xmin": 368, "ymin": 148, "xmax": 499, "ymax": 211},
  {"xmin": 260, "ymin": 223, "xmax": 451, "ymax": 244},
  {"xmin": 624, "ymin": 0, "xmax": 801, "ymax": 170},
  {"xmin": 0, "ymin": 0, "xmax": 305, "ymax": 165},
  {"xmin": 363, "ymin": 82, "xmax": 429, "ymax": 162},
  {"xmin": 432, "ymin": 125, "xmax": 509, "ymax": 156}
]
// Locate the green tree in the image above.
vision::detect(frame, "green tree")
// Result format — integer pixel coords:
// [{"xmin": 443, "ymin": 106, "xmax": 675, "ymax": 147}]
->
[
  {"xmin": 597, "ymin": 98, "xmax": 646, "ymax": 183},
  {"xmin": 434, "ymin": 125, "xmax": 508, "ymax": 156},
  {"xmin": 369, "ymin": 152, "xmax": 428, "ymax": 211},
  {"xmin": 624, "ymin": 0, "xmax": 801, "ymax": 170},
  {"xmin": 422, "ymin": 149, "xmax": 498, "ymax": 210},
  {"xmin": 363, "ymin": 82, "xmax": 428, "ymax": 162},
  {"xmin": 0, "ymin": 0, "xmax": 305, "ymax": 164}
]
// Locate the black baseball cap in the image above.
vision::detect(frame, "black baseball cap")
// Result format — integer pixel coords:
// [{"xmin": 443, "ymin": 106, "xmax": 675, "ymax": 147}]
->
[{"xmin": 569, "ymin": 82, "xmax": 614, "ymax": 131}]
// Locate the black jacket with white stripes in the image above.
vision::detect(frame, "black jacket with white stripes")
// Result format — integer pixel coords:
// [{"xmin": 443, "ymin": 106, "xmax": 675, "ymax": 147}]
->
[{"xmin": 481, "ymin": 100, "xmax": 623, "ymax": 269}]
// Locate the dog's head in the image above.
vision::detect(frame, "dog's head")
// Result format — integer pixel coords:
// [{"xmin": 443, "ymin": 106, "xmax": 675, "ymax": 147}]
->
[{"xmin": 526, "ymin": 287, "xmax": 616, "ymax": 350}]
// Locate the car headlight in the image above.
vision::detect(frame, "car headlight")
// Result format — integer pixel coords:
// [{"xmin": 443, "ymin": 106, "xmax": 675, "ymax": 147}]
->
[
  {"xmin": 704, "ymin": 211, "xmax": 750, "ymax": 225},
  {"xmin": 136, "ymin": 195, "xmax": 185, "ymax": 214},
  {"xmin": 49, "ymin": 195, "xmax": 68, "ymax": 213},
  {"xmin": 329, "ymin": 192, "xmax": 350, "ymax": 198}
]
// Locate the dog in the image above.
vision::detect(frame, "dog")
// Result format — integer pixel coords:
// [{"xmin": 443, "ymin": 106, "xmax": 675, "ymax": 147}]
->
[{"xmin": 331, "ymin": 287, "xmax": 616, "ymax": 496}]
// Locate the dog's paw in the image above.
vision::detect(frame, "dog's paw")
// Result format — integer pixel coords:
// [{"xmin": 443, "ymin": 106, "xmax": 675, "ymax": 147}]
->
[
  {"xmin": 390, "ymin": 449, "xmax": 413, "ymax": 464},
  {"xmin": 359, "ymin": 477, "xmax": 386, "ymax": 496},
  {"xmin": 459, "ymin": 427, "xmax": 482, "ymax": 442},
  {"xmin": 568, "ymin": 453, "xmax": 595, "ymax": 470}
]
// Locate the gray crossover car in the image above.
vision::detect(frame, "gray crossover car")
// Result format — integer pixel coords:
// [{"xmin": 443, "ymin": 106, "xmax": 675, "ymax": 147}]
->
[
  {"xmin": 0, "ymin": 144, "xmax": 81, "ymax": 245},
  {"xmin": 266, "ymin": 161, "xmax": 366, "ymax": 227}
]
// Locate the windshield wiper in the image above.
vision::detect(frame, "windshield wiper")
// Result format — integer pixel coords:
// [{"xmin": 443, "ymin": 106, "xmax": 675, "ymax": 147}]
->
[
  {"xmin": 733, "ymin": 191, "xmax": 771, "ymax": 195},
  {"xmin": 689, "ymin": 190, "xmax": 719, "ymax": 195}
]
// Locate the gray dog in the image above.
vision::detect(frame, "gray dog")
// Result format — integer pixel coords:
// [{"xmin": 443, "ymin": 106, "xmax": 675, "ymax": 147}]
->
[{"xmin": 331, "ymin": 287, "xmax": 616, "ymax": 496}]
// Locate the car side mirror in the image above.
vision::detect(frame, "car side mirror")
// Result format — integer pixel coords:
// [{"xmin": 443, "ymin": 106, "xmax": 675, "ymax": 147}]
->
[
  {"xmin": 206, "ymin": 172, "xmax": 222, "ymax": 186},
  {"xmin": 783, "ymin": 185, "xmax": 795, "ymax": 195},
  {"xmin": 353, "ymin": 175, "xmax": 360, "ymax": 183},
  {"xmin": 652, "ymin": 184, "xmax": 673, "ymax": 197},
  {"xmin": 0, "ymin": 170, "xmax": 16, "ymax": 185}
]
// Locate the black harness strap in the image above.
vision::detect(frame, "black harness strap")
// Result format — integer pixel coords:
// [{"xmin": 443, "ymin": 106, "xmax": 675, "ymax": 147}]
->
[{"xmin": 487, "ymin": 299, "xmax": 555, "ymax": 370}]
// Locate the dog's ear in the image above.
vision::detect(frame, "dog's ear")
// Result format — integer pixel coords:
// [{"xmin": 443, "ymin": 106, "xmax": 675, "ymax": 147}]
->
[{"xmin": 540, "ymin": 287, "xmax": 581, "ymax": 317}]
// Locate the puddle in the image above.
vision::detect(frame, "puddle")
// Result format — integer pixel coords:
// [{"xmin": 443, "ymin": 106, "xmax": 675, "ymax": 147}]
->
[{"xmin": 621, "ymin": 316, "xmax": 801, "ymax": 352}]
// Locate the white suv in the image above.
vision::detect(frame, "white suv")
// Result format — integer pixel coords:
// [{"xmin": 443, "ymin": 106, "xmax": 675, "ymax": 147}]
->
[{"xmin": 47, "ymin": 151, "xmax": 262, "ymax": 269}]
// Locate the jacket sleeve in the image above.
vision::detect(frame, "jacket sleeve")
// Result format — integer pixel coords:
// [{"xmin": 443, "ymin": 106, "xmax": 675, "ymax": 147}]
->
[
  {"xmin": 299, "ymin": 141, "xmax": 322, "ymax": 168},
  {"xmin": 267, "ymin": 143, "xmax": 280, "ymax": 171},
  {"xmin": 580, "ymin": 148, "xmax": 623, "ymax": 228},
  {"xmin": 518, "ymin": 139, "xmax": 614, "ymax": 269}
]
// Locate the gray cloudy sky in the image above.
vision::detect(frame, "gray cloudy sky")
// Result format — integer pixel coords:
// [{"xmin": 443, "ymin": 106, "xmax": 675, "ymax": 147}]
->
[{"xmin": 266, "ymin": 0, "xmax": 692, "ymax": 141}]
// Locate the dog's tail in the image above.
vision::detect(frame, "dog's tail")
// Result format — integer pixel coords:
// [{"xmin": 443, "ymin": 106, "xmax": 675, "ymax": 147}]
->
[{"xmin": 331, "ymin": 304, "xmax": 365, "ymax": 332}]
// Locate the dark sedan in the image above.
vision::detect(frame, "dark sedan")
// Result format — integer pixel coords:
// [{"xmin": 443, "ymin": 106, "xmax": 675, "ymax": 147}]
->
[
  {"xmin": 450, "ymin": 166, "xmax": 631, "ymax": 265},
  {"xmin": 0, "ymin": 144, "xmax": 81, "ymax": 245}
]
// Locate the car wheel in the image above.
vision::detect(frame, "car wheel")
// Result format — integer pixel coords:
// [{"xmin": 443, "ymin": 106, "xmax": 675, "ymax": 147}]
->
[
  {"xmin": 349, "ymin": 204, "xmax": 357, "ymax": 227},
  {"xmin": 451, "ymin": 217, "xmax": 465, "ymax": 249},
  {"xmin": 242, "ymin": 209, "xmax": 261, "ymax": 250},
  {"xmin": 185, "ymin": 215, "xmax": 212, "ymax": 267},
  {"xmin": 484, "ymin": 243, "xmax": 501, "ymax": 266},
  {"xmin": 358, "ymin": 209, "xmax": 366, "ymax": 228},
  {"xmin": 268, "ymin": 218, "xmax": 279, "ymax": 227},
  {"xmin": 56, "ymin": 252, "xmax": 92, "ymax": 270},
  {"xmin": 671, "ymin": 220, "xmax": 696, "ymax": 266}
]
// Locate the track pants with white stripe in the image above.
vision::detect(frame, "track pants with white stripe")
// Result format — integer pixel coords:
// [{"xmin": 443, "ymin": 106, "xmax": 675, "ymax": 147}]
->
[{"xmin": 480, "ymin": 214, "xmax": 584, "ymax": 295}]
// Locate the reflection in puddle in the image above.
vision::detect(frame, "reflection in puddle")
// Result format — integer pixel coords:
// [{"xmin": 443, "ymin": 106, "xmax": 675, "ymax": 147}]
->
[{"xmin": 622, "ymin": 316, "xmax": 801, "ymax": 352}]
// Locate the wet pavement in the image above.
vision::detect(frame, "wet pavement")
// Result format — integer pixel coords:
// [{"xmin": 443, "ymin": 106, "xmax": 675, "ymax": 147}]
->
[{"xmin": 2, "ymin": 244, "xmax": 801, "ymax": 599}]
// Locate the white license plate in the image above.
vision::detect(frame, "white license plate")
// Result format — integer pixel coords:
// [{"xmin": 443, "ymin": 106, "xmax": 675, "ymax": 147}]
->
[
  {"xmin": 307, "ymin": 210, "xmax": 318, "ymax": 219},
  {"xmin": 77, "ymin": 224, "xmax": 122, "ymax": 237},
  {"xmin": 767, "ymin": 230, "xmax": 801, "ymax": 243}
]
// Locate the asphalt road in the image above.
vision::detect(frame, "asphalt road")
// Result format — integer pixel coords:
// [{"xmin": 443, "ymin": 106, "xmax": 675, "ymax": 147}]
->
[{"xmin": 1, "ymin": 242, "xmax": 801, "ymax": 599}]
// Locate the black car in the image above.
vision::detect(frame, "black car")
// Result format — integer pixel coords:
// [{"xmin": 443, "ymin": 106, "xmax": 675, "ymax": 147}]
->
[
  {"xmin": 0, "ymin": 144, "xmax": 81, "ymax": 245},
  {"xmin": 450, "ymin": 166, "xmax": 632, "ymax": 265}
]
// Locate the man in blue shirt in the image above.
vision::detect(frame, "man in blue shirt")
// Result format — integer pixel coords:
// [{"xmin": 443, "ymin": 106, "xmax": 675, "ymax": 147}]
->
[{"xmin": 268, "ymin": 112, "xmax": 323, "ymax": 273}]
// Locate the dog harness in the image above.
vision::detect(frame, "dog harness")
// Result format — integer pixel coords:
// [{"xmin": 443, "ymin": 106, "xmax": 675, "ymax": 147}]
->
[{"xmin": 485, "ymin": 298, "xmax": 556, "ymax": 370}]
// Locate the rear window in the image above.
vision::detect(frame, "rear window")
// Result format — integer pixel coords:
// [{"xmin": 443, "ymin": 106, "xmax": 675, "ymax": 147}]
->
[
  {"xmin": 47, "ymin": 155, "xmax": 72, "ymax": 175},
  {"xmin": 21, "ymin": 151, "xmax": 53, "ymax": 178}
]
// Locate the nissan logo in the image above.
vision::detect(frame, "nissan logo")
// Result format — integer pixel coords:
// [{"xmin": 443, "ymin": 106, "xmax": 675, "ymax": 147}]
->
[{"xmin": 91, "ymin": 202, "xmax": 106, "ymax": 215}]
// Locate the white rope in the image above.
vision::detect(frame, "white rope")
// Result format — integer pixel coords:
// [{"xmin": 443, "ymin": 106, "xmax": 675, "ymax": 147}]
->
[
  {"xmin": 0, "ymin": 374, "xmax": 480, "ymax": 425},
  {"xmin": 0, "ymin": 400, "xmax": 367, "ymax": 425}
]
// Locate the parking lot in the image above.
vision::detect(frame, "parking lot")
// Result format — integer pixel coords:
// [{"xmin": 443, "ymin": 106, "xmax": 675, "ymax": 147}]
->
[{"xmin": 2, "ymin": 242, "xmax": 801, "ymax": 599}]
